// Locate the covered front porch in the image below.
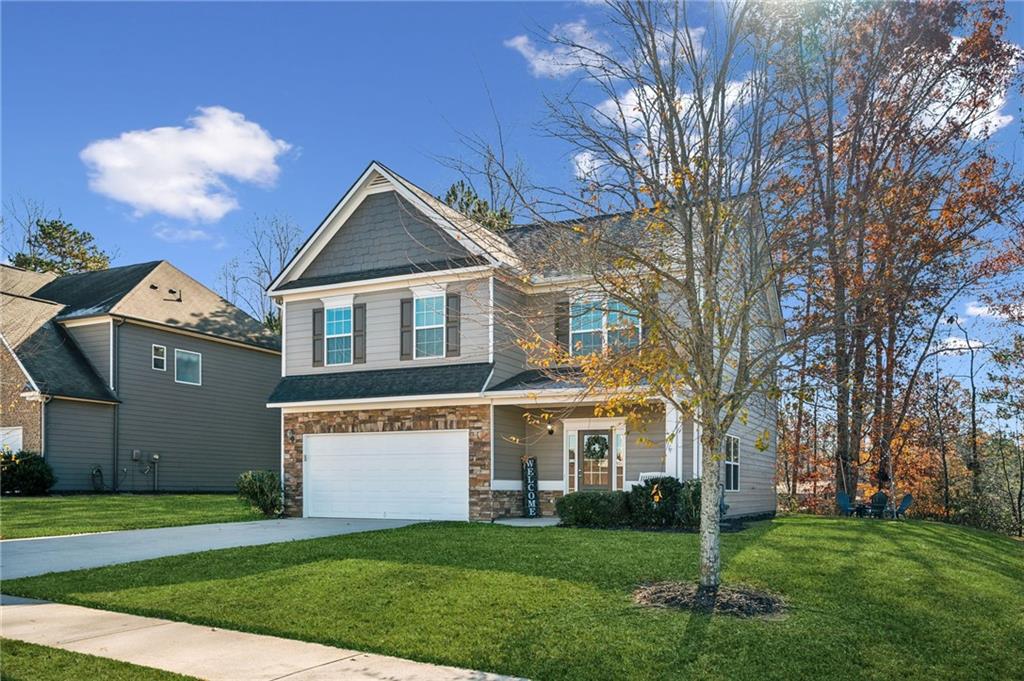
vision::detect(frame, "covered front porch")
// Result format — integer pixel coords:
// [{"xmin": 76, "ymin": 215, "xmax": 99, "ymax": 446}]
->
[{"xmin": 489, "ymin": 400, "xmax": 697, "ymax": 516}]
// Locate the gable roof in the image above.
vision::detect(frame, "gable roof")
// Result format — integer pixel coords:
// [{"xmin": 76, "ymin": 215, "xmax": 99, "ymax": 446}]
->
[
  {"xmin": 31, "ymin": 261, "xmax": 162, "ymax": 318},
  {"xmin": 0, "ymin": 292, "xmax": 118, "ymax": 403},
  {"xmin": 0, "ymin": 265, "xmax": 58, "ymax": 297},
  {"xmin": 268, "ymin": 161, "xmax": 521, "ymax": 294},
  {"xmin": 14, "ymin": 261, "xmax": 278, "ymax": 351}
]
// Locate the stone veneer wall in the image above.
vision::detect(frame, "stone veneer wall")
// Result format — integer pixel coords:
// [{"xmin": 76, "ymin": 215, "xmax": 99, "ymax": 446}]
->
[
  {"xmin": 283, "ymin": 404, "xmax": 517, "ymax": 520},
  {"xmin": 0, "ymin": 346, "xmax": 42, "ymax": 452}
]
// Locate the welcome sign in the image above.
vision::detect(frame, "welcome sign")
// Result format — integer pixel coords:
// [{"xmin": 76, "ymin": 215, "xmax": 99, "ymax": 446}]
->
[{"xmin": 522, "ymin": 456, "xmax": 539, "ymax": 518}]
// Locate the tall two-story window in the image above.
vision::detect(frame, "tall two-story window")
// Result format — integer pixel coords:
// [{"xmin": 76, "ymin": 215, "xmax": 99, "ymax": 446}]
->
[
  {"xmin": 724, "ymin": 435, "xmax": 740, "ymax": 492},
  {"xmin": 570, "ymin": 297, "xmax": 641, "ymax": 356},
  {"xmin": 174, "ymin": 349, "xmax": 202, "ymax": 386},
  {"xmin": 325, "ymin": 306, "xmax": 353, "ymax": 365},
  {"xmin": 414, "ymin": 294, "xmax": 445, "ymax": 358}
]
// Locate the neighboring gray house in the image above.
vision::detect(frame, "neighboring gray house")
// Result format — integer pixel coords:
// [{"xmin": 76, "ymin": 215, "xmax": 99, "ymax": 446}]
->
[
  {"xmin": 267, "ymin": 161, "xmax": 779, "ymax": 521},
  {"xmin": 0, "ymin": 261, "xmax": 280, "ymax": 492}
]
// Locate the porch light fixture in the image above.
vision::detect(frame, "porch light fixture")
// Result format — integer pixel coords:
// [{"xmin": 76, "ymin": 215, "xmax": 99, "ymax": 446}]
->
[
  {"xmin": 546, "ymin": 423, "xmax": 556, "ymax": 435},
  {"xmin": 286, "ymin": 429, "xmax": 296, "ymax": 444}
]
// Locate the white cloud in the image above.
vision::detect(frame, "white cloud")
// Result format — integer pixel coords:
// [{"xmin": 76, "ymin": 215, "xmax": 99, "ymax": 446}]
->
[
  {"xmin": 655, "ymin": 26, "xmax": 705, "ymax": 64},
  {"xmin": 934, "ymin": 336, "xmax": 984, "ymax": 353},
  {"xmin": 573, "ymin": 151, "xmax": 602, "ymax": 180},
  {"xmin": 965, "ymin": 300, "xmax": 1024, "ymax": 319},
  {"xmin": 153, "ymin": 225, "xmax": 213, "ymax": 243},
  {"xmin": 505, "ymin": 20, "xmax": 610, "ymax": 78},
  {"xmin": 81, "ymin": 106, "xmax": 292, "ymax": 222}
]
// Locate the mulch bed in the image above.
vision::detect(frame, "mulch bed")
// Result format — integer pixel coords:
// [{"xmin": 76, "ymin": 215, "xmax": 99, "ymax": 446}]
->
[{"xmin": 633, "ymin": 581, "xmax": 786, "ymax": 618}]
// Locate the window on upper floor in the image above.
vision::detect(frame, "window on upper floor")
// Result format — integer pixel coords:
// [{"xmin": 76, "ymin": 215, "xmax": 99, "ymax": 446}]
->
[
  {"xmin": 174, "ymin": 349, "xmax": 202, "ymax": 386},
  {"xmin": 414, "ymin": 294, "xmax": 445, "ymax": 359},
  {"xmin": 152, "ymin": 344, "xmax": 166, "ymax": 371},
  {"xmin": 724, "ymin": 435, "xmax": 740, "ymax": 492},
  {"xmin": 570, "ymin": 297, "xmax": 641, "ymax": 356},
  {"xmin": 325, "ymin": 306, "xmax": 353, "ymax": 365}
]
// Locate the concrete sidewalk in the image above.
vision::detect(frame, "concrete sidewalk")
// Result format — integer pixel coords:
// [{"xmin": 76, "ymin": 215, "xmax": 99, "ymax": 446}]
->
[
  {"xmin": 1, "ymin": 517, "xmax": 418, "ymax": 579},
  {"xmin": 0, "ymin": 595, "xmax": 520, "ymax": 681}
]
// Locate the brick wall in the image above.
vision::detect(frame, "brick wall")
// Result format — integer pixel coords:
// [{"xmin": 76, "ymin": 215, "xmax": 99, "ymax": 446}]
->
[
  {"xmin": 0, "ymin": 345, "xmax": 42, "ymax": 452},
  {"xmin": 283, "ymin": 404, "xmax": 504, "ymax": 520}
]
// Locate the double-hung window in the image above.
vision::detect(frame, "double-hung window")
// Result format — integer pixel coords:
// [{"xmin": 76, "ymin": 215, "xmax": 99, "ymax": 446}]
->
[
  {"xmin": 152, "ymin": 344, "xmax": 166, "ymax": 371},
  {"xmin": 724, "ymin": 435, "xmax": 740, "ymax": 492},
  {"xmin": 414, "ymin": 293, "xmax": 445, "ymax": 359},
  {"xmin": 325, "ymin": 306, "xmax": 353, "ymax": 365},
  {"xmin": 570, "ymin": 297, "xmax": 641, "ymax": 356},
  {"xmin": 174, "ymin": 349, "xmax": 202, "ymax": 386}
]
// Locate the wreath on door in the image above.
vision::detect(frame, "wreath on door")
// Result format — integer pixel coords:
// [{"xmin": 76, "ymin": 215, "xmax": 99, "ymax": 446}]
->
[{"xmin": 583, "ymin": 434, "xmax": 609, "ymax": 460}]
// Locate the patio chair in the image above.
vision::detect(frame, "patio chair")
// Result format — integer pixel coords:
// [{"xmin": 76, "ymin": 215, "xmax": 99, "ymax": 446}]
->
[
  {"xmin": 869, "ymin": 491, "xmax": 889, "ymax": 518},
  {"xmin": 836, "ymin": 491, "xmax": 854, "ymax": 517},
  {"xmin": 895, "ymin": 494, "xmax": 913, "ymax": 519}
]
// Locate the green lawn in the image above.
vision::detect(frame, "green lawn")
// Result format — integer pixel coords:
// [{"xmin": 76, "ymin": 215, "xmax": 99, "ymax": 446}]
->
[
  {"xmin": 4, "ymin": 516, "xmax": 1022, "ymax": 681},
  {"xmin": 0, "ymin": 494, "xmax": 262, "ymax": 539},
  {"xmin": 0, "ymin": 639, "xmax": 197, "ymax": 681}
]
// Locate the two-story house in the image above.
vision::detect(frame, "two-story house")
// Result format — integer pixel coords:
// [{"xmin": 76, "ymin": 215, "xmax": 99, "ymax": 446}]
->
[
  {"xmin": 267, "ymin": 161, "xmax": 778, "ymax": 521},
  {"xmin": 1, "ymin": 261, "xmax": 281, "ymax": 492}
]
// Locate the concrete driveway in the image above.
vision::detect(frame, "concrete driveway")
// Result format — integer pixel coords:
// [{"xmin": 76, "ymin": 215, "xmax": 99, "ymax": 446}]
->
[{"xmin": 0, "ymin": 517, "xmax": 418, "ymax": 580}]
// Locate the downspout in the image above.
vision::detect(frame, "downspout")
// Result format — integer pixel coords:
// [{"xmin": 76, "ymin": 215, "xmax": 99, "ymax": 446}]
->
[
  {"xmin": 40, "ymin": 395, "xmax": 51, "ymax": 455},
  {"xmin": 111, "ymin": 317, "xmax": 125, "ymax": 491}
]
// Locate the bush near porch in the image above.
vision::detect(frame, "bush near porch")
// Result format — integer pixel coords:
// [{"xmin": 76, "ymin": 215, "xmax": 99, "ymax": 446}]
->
[
  {"xmin": 4, "ymin": 516, "xmax": 1021, "ymax": 681},
  {"xmin": 557, "ymin": 477, "xmax": 702, "ymax": 529}
]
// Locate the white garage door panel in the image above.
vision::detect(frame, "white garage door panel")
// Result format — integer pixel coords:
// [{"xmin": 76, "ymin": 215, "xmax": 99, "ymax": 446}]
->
[{"xmin": 304, "ymin": 430, "xmax": 469, "ymax": 520}]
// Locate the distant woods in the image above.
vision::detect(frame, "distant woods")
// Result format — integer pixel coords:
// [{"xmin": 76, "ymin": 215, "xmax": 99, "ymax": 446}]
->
[{"xmin": 2, "ymin": 197, "xmax": 111, "ymax": 275}]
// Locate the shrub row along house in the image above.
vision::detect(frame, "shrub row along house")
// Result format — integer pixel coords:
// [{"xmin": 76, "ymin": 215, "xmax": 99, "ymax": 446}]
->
[
  {"xmin": 267, "ymin": 162, "xmax": 779, "ymax": 521},
  {"xmin": 0, "ymin": 261, "xmax": 280, "ymax": 491}
]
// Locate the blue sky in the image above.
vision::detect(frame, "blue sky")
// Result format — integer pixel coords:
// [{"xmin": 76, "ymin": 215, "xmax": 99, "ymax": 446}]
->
[{"xmin": 2, "ymin": 1, "xmax": 1022, "ymax": 386}]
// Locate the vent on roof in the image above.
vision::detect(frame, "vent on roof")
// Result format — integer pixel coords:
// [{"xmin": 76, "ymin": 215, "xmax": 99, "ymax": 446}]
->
[{"xmin": 368, "ymin": 173, "xmax": 390, "ymax": 189}]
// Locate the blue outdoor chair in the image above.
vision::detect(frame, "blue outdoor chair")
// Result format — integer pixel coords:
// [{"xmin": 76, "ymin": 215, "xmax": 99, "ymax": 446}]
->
[
  {"xmin": 895, "ymin": 494, "xmax": 913, "ymax": 519},
  {"xmin": 836, "ymin": 491, "xmax": 854, "ymax": 517},
  {"xmin": 869, "ymin": 491, "xmax": 889, "ymax": 518}
]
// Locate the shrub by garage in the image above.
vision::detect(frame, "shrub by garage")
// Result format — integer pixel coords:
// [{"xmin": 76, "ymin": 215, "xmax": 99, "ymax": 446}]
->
[
  {"xmin": 555, "ymin": 490, "xmax": 630, "ymax": 528},
  {"xmin": 0, "ymin": 451, "xmax": 57, "ymax": 495}
]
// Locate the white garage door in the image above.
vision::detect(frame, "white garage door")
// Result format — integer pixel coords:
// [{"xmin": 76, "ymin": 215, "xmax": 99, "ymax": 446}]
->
[
  {"xmin": 304, "ymin": 430, "xmax": 469, "ymax": 520},
  {"xmin": 1, "ymin": 427, "xmax": 23, "ymax": 452}
]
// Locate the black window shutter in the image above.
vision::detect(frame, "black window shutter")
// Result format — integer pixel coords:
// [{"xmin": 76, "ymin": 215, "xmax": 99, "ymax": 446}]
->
[
  {"xmin": 312, "ymin": 307, "xmax": 324, "ymax": 367},
  {"xmin": 554, "ymin": 299, "xmax": 570, "ymax": 352},
  {"xmin": 445, "ymin": 293, "xmax": 461, "ymax": 357},
  {"xmin": 400, "ymin": 298, "xmax": 413, "ymax": 360},
  {"xmin": 353, "ymin": 303, "xmax": 366, "ymax": 364}
]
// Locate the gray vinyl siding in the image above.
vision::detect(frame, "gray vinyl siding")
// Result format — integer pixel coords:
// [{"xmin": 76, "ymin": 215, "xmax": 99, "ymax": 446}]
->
[
  {"xmin": 492, "ymin": 405, "xmax": 667, "ymax": 484},
  {"xmin": 46, "ymin": 398, "xmax": 114, "ymax": 491},
  {"xmin": 492, "ymin": 279, "xmax": 528, "ymax": 384},
  {"xmin": 721, "ymin": 395, "xmax": 778, "ymax": 518},
  {"xmin": 114, "ymin": 323, "xmax": 279, "ymax": 492},
  {"xmin": 66, "ymin": 322, "xmax": 110, "ymax": 387},
  {"xmin": 299, "ymin": 191, "xmax": 472, "ymax": 279},
  {"xmin": 284, "ymin": 278, "xmax": 490, "ymax": 375},
  {"xmin": 493, "ymin": 406, "xmax": 526, "ymax": 479}
]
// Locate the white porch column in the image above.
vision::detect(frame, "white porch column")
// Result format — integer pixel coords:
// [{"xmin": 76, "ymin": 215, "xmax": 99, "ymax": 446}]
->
[{"xmin": 664, "ymin": 399, "xmax": 682, "ymax": 479}]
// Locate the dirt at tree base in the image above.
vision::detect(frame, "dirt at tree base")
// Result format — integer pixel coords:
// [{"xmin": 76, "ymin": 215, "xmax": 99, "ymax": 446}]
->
[{"xmin": 633, "ymin": 581, "xmax": 786, "ymax": 619}]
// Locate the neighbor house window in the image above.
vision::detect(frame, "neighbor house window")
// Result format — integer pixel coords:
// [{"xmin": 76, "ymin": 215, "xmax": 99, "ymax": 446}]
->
[
  {"xmin": 325, "ymin": 306, "xmax": 353, "ymax": 365},
  {"xmin": 152, "ymin": 344, "xmax": 166, "ymax": 371},
  {"xmin": 414, "ymin": 294, "xmax": 445, "ymax": 358},
  {"xmin": 174, "ymin": 349, "xmax": 201, "ymax": 386},
  {"xmin": 570, "ymin": 297, "xmax": 641, "ymax": 356},
  {"xmin": 724, "ymin": 435, "xmax": 740, "ymax": 492}
]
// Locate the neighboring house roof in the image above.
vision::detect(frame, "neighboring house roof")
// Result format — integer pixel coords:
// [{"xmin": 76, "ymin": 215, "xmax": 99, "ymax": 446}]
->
[
  {"xmin": 0, "ymin": 265, "xmax": 58, "ymax": 297},
  {"xmin": 31, "ymin": 261, "xmax": 163, "ymax": 318},
  {"xmin": 274, "ymin": 256, "xmax": 489, "ymax": 292},
  {"xmin": 26, "ymin": 261, "xmax": 278, "ymax": 351},
  {"xmin": 268, "ymin": 363, "xmax": 494, "ymax": 404},
  {"xmin": 0, "ymin": 292, "xmax": 118, "ymax": 403}
]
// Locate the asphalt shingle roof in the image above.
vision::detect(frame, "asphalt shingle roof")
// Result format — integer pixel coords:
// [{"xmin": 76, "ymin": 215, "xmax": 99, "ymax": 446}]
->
[
  {"xmin": 488, "ymin": 367, "xmax": 585, "ymax": 392},
  {"xmin": 31, "ymin": 261, "xmax": 162, "ymax": 318},
  {"xmin": 268, "ymin": 362, "xmax": 493, "ymax": 403}
]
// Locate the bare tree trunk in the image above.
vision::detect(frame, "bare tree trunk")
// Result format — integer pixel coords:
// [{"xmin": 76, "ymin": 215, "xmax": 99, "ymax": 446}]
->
[{"xmin": 698, "ymin": 421, "xmax": 723, "ymax": 597}]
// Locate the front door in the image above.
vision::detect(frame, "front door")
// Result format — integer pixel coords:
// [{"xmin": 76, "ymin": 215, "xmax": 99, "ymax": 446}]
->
[{"xmin": 578, "ymin": 429, "xmax": 613, "ymax": 490}]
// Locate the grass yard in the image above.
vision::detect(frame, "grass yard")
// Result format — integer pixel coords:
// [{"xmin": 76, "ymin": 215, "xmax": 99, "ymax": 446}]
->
[
  {"xmin": 0, "ymin": 639, "xmax": 197, "ymax": 681},
  {"xmin": 0, "ymin": 494, "xmax": 262, "ymax": 539},
  {"xmin": 4, "ymin": 516, "xmax": 1022, "ymax": 681}
]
